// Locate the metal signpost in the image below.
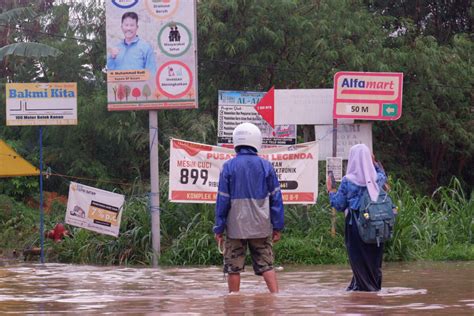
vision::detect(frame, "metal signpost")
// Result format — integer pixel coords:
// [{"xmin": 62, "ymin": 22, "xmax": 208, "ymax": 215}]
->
[
  {"xmin": 5, "ymin": 82, "xmax": 78, "ymax": 263},
  {"xmin": 331, "ymin": 71, "xmax": 404, "ymax": 235},
  {"xmin": 105, "ymin": 0, "xmax": 198, "ymax": 266}
]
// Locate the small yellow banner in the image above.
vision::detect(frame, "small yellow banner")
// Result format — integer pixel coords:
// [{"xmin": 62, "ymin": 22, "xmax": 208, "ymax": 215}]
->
[{"xmin": 0, "ymin": 140, "xmax": 39, "ymax": 177}]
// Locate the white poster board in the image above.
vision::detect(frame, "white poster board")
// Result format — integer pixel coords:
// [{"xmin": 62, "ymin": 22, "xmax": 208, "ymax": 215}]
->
[
  {"xmin": 274, "ymin": 89, "xmax": 354, "ymax": 125},
  {"xmin": 169, "ymin": 139, "xmax": 319, "ymax": 204},
  {"xmin": 315, "ymin": 123, "xmax": 373, "ymax": 160},
  {"xmin": 65, "ymin": 182, "xmax": 125, "ymax": 237},
  {"xmin": 218, "ymin": 91, "xmax": 296, "ymax": 148},
  {"xmin": 326, "ymin": 157, "xmax": 343, "ymax": 182}
]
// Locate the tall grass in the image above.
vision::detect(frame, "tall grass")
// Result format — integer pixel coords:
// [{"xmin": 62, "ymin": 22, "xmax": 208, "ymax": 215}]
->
[
  {"xmin": 1, "ymin": 177, "xmax": 472, "ymax": 265},
  {"xmin": 385, "ymin": 178, "xmax": 473, "ymax": 261}
]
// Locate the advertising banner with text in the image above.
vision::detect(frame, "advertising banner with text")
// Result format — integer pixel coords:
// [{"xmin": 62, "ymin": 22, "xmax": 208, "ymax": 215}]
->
[
  {"xmin": 169, "ymin": 139, "xmax": 319, "ymax": 204},
  {"xmin": 218, "ymin": 91, "xmax": 296, "ymax": 148},
  {"xmin": 106, "ymin": 0, "xmax": 197, "ymax": 111},
  {"xmin": 65, "ymin": 182, "xmax": 125, "ymax": 237},
  {"xmin": 6, "ymin": 83, "xmax": 77, "ymax": 126}
]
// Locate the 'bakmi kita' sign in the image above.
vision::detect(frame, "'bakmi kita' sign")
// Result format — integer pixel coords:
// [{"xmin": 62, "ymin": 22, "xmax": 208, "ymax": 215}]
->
[{"xmin": 6, "ymin": 83, "xmax": 77, "ymax": 126}]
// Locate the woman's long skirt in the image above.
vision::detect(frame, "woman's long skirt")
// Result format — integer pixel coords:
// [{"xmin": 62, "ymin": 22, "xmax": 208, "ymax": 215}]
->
[{"xmin": 345, "ymin": 211, "xmax": 384, "ymax": 291}]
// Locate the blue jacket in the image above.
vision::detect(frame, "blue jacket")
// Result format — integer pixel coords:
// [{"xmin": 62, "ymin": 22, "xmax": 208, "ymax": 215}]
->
[
  {"xmin": 329, "ymin": 164, "xmax": 387, "ymax": 212},
  {"xmin": 213, "ymin": 146, "xmax": 284, "ymax": 239}
]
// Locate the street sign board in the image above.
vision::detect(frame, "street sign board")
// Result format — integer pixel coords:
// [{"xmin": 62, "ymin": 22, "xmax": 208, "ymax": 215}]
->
[
  {"xmin": 218, "ymin": 91, "xmax": 296, "ymax": 148},
  {"xmin": 6, "ymin": 83, "xmax": 77, "ymax": 126},
  {"xmin": 333, "ymin": 72, "xmax": 403, "ymax": 120},
  {"xmin": 255, "ymin": 87, "xmax": 353, "ymax": 127}
]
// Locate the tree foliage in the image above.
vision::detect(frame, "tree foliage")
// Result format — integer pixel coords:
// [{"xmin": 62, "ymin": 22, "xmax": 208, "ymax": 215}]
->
[
  {"xmin": 365, "ymin": 0, "xmax": 472, "ymax": 43},
  {"xmin": 0, "ymin": 0, "xmax": 472, "ymax": 199}
]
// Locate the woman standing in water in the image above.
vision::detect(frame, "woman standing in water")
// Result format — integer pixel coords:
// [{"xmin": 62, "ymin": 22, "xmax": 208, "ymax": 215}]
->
[{"xmin": 327, "ymin": 144, "xmax": 388, "ymax": 291}]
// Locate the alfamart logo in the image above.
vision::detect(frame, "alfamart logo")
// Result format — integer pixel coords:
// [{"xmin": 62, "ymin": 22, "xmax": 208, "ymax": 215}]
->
[{"xmin": 112, "ymin": 0, "xmax": 139, "ymax": 9}]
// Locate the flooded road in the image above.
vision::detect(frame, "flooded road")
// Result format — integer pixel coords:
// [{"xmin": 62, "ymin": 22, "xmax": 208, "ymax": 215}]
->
[{"xmin": 0, "ymin": 261, "xmax": 472, "ymax": 314}]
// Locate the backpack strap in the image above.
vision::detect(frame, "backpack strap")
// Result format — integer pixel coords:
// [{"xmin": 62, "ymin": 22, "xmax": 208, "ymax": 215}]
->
[{"xmin": 348, "ymin": 187, "xmax": 368, "ymax": 225}]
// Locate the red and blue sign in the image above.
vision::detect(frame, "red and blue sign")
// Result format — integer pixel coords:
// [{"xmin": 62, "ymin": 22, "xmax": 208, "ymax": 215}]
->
[{"xmin": 333, "ymin": 72, "xmax": 403, "ymax": 120}]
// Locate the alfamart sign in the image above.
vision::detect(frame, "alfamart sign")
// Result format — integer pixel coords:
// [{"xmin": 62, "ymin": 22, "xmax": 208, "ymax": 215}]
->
[
  {"xmin": 6, "ymin": 83, "xmax": 78, "ymax": 126},
  {"xmin": 333, "ymin": 72, "xmax": 403, "ymax": 120}
]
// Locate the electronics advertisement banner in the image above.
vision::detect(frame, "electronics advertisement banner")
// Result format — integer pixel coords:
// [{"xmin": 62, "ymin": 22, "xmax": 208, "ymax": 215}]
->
[
  {"xmin": 169, "ymin": 139, "xmax": 319, "ymax": 204},
  {"xmin": 65, "ymin": 182, "xmax": 125, "ymax": 237}
]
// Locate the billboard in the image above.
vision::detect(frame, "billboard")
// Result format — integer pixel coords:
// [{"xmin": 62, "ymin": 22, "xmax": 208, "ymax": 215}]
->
[
  {"xmin": 65, "ymin": 182, "xmax": 125, "ymax": 237},
  {"xmin": 6, "ymin": 83, "xmax": 77, "ymax": 126},
  {"xmin": 218, "ymin": 91, "xmax": 296, "ymax": 148},
  {"xmin": 106, "ymin": 0, "xmax": 198, "ymax": 111},
  {"xmin": 169, "ymin": 139, "xmax": 319, "ymax": 204}
]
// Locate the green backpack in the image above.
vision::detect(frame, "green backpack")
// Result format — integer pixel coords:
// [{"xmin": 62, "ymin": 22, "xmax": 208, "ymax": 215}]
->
[{"xmin": 355, "ymin": 189, "xmax": 396, "ymax": 247}]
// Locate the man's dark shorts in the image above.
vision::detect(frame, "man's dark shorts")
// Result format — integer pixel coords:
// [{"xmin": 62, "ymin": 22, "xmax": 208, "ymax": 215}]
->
[{"xmin": 224, "ymin": 236, "xmax": 274, "ymax": 276}]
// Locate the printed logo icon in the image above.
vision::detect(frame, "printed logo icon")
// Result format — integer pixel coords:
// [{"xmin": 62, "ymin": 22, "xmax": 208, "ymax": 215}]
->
[
  {"xmin": 158, "ymin": 22, "xmax": 192, "ymax": 57},
  {"xmin": 382, "ymin": 104, "xmax": 398, "ymax": 117},
  {"xmin": 112, "ymin": 0, "xmax": 138, "ymax": 9}
]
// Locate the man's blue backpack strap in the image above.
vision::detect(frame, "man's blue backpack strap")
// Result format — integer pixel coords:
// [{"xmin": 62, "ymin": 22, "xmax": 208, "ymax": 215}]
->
[{"xmin": 356, "ymin": 189, "xmax": 396, "ymax": 247}]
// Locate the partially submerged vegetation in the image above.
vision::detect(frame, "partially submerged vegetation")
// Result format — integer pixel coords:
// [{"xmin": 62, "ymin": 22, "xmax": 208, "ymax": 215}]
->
[{"xmin": 1, "ymin": 178, "xmax": 471, "ymax": 265}]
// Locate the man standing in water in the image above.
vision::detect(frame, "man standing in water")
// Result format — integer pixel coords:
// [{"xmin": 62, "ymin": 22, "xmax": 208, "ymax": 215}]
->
[{"xmin": 213, "ymin": 122, "xmax": 285, "ymax": 293}]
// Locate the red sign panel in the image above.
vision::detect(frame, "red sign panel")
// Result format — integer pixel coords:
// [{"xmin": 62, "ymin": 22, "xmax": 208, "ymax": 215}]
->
[{"xmin": 333, "ymin": 72, "xmax": 403, "ymax": 120}]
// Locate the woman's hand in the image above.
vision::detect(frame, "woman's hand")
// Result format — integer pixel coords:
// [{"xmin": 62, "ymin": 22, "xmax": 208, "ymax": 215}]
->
[{"xmin": 214, "ymin": 233, "xmax": 223, "ymax": 244}]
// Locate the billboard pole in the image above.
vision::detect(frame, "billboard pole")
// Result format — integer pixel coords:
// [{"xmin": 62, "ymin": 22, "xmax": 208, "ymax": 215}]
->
[
  {"xmin": 331, "ymin": 119, "xmax": 338, "ymax": 237},
  {"xmin": 39, "ymin": 126, "xmax": 45, "ymax": 263},
  {"xmin": 149, "ymin": 111, "xmax": 160, "ymax": 267}
]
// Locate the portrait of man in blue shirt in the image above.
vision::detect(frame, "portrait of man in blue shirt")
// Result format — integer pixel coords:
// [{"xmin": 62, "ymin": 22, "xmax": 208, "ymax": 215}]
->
[{"xmin": 107, "ymin": 12, "xmax": 157, "ymax": 75}]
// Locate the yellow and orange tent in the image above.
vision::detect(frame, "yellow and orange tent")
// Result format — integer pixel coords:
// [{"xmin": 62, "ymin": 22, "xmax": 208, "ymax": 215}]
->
[{"xmin": 0, "ymin": 140, "xmax": 39, "ymax": 177}]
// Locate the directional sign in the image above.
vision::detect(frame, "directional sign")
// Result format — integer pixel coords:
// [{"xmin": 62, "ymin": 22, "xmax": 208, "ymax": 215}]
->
[
  {"xmin": 333, "ymin": 72, "xmax": 403, "ymax": 120},
  {"xmin": 6, "ymin": 83, "xmax": 77, "ymax": 126},
  {"xmin": 254, "ymin": 87, "xmax": 275, "ymax": 127},
  {"xmin": 218, "ymin": 90, "xmax": 296, "ymax": 148},
  {"xmin": 255, "ymin": 87, "xmax": 353, "ymax": 128}
]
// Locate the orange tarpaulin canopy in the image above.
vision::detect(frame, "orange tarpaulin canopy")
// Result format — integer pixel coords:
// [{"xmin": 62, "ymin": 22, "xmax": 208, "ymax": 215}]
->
[{"xmin": 0, "ymin": 140, "xmax": 39, "ymax": 177}]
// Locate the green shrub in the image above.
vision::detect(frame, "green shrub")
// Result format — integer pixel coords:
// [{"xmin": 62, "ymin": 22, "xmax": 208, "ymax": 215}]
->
[{"xmin": 1, "ymin": 177, "xmax": 472, "ymax": 265}]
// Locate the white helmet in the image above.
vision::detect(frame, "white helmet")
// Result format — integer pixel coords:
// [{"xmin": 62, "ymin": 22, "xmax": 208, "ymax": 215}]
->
[{"xmin": 232, "ymin": 122, "xmax": 262, "ymax": 152}]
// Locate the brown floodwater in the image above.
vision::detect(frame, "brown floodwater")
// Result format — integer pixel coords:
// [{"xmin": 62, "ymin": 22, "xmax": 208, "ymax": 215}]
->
[{"xmin": 0, "ymin": 260, "xmax": 472, "ymax": 314}]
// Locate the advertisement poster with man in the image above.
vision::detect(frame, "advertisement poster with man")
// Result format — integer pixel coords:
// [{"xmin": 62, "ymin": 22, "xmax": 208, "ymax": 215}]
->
[{"xmin": 106, "ymin": 0, "xmax": 197, "ymax": 111}]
